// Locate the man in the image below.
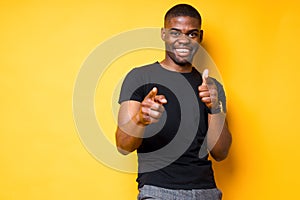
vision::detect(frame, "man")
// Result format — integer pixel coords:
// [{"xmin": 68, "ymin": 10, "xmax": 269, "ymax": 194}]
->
[{"xmin": 115, "ymin": 4, "xmax": 232, "ymax": 200}]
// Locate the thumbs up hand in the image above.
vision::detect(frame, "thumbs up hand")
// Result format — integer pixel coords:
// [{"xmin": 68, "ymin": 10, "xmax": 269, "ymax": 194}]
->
[
  {"xmin": 135, "ymin": 87, "xmax": 167, "ymax": 126},
  {"xmin": 198, "ymin": 69, "xmax": 220, "ymax": 112}
]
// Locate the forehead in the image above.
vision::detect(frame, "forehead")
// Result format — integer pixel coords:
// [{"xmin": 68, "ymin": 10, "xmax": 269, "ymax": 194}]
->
[{"xmin": 165, "ymin": 16, "xmax": 201, "ymax": 30}]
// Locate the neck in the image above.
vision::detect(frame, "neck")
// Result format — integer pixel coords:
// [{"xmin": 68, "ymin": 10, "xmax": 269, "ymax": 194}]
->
[{"xmin": 160, "ymin": 59, "xmax": 193, "ymax": 73}]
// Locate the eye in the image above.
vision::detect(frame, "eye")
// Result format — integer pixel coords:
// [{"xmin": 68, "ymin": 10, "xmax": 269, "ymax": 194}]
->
[
  {"xmin": 169, "ymin": 30, "xmax": 181, "ymax": 37},
  {"xmin": 188, "ymin": 32, "xmax": 199, "ymax": 38}
]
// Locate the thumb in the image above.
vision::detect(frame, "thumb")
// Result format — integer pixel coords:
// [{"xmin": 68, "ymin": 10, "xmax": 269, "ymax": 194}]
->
[
  {"xmin": 202, "ymin": 69, "xmax": 209, "ymax": 85},
  {"xmin": 145, "ymin": 87, "xmax": 158, "ymax": 100}
]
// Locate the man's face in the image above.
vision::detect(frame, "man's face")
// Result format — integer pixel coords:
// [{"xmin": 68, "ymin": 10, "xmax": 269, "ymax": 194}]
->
[{"xmin": 162, "ymin": 16, "xmax": 203, "ymax": 66}]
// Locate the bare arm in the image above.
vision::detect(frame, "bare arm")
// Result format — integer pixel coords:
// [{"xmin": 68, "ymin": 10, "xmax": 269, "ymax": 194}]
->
[
  {"xmin": 207, "ymin": 113, "xmax": 232, "ymax": 161},
  {"xmin": 115, "ymin": 101, "xmax": 145, "ymax": 155},
  {"xmin": 199, "ymin": 69, "xmax": 232, "ymax": 161},
  {"xmin": 115, "ymin": 87, "xmax": 167, "ymax": 155}
]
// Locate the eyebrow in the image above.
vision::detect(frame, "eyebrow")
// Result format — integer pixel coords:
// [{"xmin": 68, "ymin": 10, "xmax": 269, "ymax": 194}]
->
[{"xmin": 169, "ymin": 28, "xmax": 200, "ymax": 33}]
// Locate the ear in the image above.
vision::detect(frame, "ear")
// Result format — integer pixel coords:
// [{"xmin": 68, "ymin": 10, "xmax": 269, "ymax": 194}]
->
[
  {"xmin": 161, "ymin": 28, "xmax": 166, "ymax": 41},
  {"xmin": 199, "ymin": 30, "xmax": 204, "ymax": 43}
]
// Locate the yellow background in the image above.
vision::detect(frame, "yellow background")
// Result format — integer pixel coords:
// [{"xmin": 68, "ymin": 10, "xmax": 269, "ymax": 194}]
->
[{"xmin": 1, "ymin": 0, "xmax": 300, "ymax": 199}]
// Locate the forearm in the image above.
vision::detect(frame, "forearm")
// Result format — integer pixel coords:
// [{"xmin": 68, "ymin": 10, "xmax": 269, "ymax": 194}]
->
[
  {"xmin": 115, "ymin": 115, "xmax": 145, "ymax": 155},
  {"xmin": 207, "ymin": 113, "xmax": 232, "ymax": 161},
  {"xmin": 116, "ymin": 92, "xmax": 167, "ymax": 155}
]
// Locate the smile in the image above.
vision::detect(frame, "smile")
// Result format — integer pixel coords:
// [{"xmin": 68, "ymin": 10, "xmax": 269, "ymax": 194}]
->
[{"xmin": 175, "ymin": 48, "xmax": 191, "ymax": 55}]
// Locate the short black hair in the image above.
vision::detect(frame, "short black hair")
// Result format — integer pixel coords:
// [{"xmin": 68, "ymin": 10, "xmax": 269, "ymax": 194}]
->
[{"xmin": 164, "ymin": 4, "xmax": 202, "ymax": 26}]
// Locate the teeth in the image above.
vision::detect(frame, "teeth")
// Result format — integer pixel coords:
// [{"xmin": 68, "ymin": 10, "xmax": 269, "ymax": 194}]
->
[{"xmin": 176, "ymin": 49, "xmax": 189, "ymax": 53}]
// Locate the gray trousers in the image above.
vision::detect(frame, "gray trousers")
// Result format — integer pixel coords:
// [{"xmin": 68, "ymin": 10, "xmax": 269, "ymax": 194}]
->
[{"xmin": 138, "ymin": 185, "xmax": 222, "ymax": 200}]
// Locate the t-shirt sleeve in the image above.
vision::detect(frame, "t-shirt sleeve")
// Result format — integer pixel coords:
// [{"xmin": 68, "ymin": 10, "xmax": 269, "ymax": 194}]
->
[{"xmin": 118, "ymin": 68, "xmax": 145, "ymax": 104}]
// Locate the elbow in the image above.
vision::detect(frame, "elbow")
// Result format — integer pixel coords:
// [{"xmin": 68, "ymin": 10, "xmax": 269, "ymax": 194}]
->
[
  {"xmin": 116, "ymin": 145, "xmax": 133, "ymax": 155},
  {"xmin": 211, "ymin": 151, "xmax": 229, "ymax": 162},
  {"xmin": 210, "ymin": 143, "xmax": 231, "ymax": 162},
  {"xmin": 116, "ymin": 138, "xmax": 136, "ymax": 155}
]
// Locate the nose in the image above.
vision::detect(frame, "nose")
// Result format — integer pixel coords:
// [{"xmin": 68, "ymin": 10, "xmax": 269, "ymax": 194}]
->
[{"xmin": 177, "ymin": 34, "xmax": 190, "ymax": 45}]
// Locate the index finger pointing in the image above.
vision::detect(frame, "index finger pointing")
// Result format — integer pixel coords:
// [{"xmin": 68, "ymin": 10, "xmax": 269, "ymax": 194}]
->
[{"xmin": 145, "ymin": 87, "xmax": 158, "ymax": 100}]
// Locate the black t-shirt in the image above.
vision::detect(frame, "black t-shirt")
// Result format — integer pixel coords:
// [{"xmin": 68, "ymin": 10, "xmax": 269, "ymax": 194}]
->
[{"xmin": 118, "ymin": 62, "xmax": 226, "ymax": 189}]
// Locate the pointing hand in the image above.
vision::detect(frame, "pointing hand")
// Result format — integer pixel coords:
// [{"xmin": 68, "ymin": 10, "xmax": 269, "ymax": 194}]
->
[{"xmin": 136, "ymin": 87, "xmax": 167, "ymax": 126}]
